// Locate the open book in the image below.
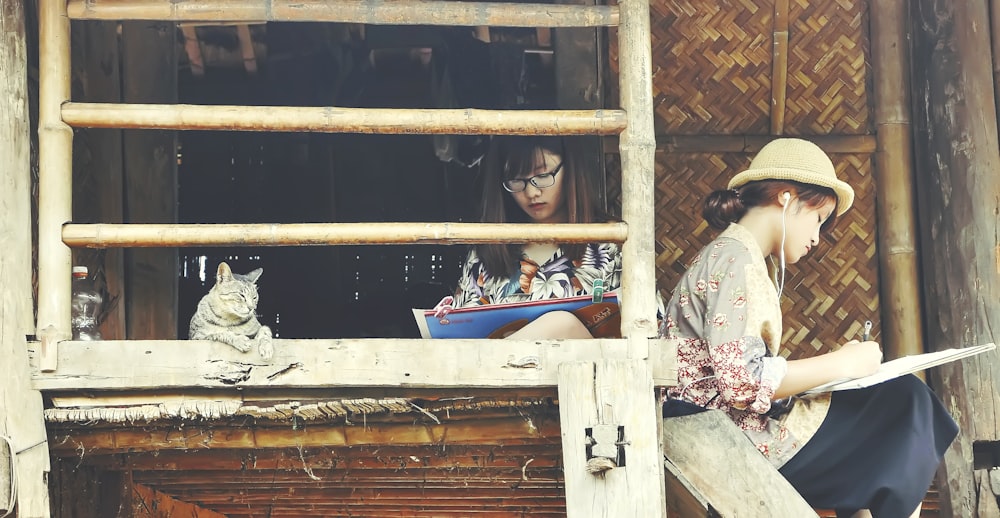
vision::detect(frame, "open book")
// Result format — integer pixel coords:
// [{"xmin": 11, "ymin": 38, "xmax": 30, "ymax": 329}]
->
[
  {"xmin": 412, "ymin": 293, "xmax": 618, "ymax": 339},
  {"xmin": 802, "ymin": 342, "xmax": 996, "ymax": 394}
]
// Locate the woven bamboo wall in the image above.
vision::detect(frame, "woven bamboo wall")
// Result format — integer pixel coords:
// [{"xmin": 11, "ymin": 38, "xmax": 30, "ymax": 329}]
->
[{"xmin": 607, "ymin": 0, "xmax": 878, "ymax": 358}]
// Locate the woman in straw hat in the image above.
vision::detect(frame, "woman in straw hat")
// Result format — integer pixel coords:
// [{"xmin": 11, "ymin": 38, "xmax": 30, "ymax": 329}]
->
[{"xmin": 661, "ymin": 138, "xmax": 957, "ymax": 518}]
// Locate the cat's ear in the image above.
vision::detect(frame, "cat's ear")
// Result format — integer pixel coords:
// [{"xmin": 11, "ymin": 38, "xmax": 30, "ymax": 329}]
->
[
  {"xmin": 244, "ymin": 268, "xmax": 263, "ymax": 283},
  {"xmin": 216, "ymin": 262, "xmax": 233, "ymax": 283}
]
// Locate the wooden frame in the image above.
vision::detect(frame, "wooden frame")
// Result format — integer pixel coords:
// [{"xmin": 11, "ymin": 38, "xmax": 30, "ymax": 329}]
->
[{"xmin": 31, "ymin": 339, "xmax": 677, "ymax": 391}]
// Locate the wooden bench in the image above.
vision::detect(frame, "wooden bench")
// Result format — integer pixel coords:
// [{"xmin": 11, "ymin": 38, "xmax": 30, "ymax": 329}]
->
[{"xmin": 662, "ymin": 410, "xmax": 818, "ymax": 517}]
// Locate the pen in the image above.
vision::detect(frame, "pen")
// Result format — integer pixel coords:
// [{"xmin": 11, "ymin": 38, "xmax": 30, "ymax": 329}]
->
[{"xmin": 862, "ymin": 320, "xmax": 872, "ymax": 341}]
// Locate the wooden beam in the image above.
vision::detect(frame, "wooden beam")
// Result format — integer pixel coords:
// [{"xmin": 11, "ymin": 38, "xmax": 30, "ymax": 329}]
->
[
  {"xmin": 70, "ymin": 20, "xmax": 126, "ymax": 341},
  {"xmin": 66, "ymin": 0, "xmax": 620, "ymax": 27},
  {"xmin": 61, "ymin": 103, "xmax": 629, "ymax": 135},
  {"xmin": 1, "ymin": 0, "xmax": 53, "ymax": 515},
  {"xmin": 603, "ymin": 134, "xmax": 878, "ymax": 154},
  {"xmin": 62, "ymin": 222, "xmax": 629, "ymax": 248},
  {"xmin": 121, "ymin": 21, "xmax": 178, "ymax": 342},
  {"xmin": 910, "ymin": 0, "xmax": 1000, "ymax": 514},
  {"xmin": 61, "ymin": 444, "xmax": 561, "ymax": 470},
  {"xmin": 558, "ymin": 360, "xmax": 666, "ymax": 518},
  {"xmin": 180, "ymin": 26, "xmax": 204, "ymax": 77},
  {"xmin": 49, "ymin": 416, "xmax": 561, "ymax": 454},
  {"xmin": 662, "ymin": 410, "xmax": 817, "ymax": 516},
  {"xmin": 770, "ymin": 0, "xmax": 789, "ymax": 135},
  {"xmin": 235, "ymin": 24, "xmax": 256, "ymax": 75},
  {"xmin": 31, "ymin": 338, "xmax": 677, "ymax": 391},
  {"xmin": 870, "ymin": 0, "xmax": 924, "ymax": 361},
  {"xmin": 132, "ymin": 483, "xmax": 227, "ymax": 518}
]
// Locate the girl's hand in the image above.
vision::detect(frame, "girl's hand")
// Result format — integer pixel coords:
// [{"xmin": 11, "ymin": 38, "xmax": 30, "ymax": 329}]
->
[{"xmin": 833, "ymin": 340, "xmax": 883, "ymax": 379}]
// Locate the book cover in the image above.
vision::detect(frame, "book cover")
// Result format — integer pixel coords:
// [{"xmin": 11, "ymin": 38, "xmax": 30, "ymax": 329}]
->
[
  {"xmin": 802, "ymin": 342, "xmax": 996, "ymax": 394},
  {"xmin": 413, "ymin": 293, "xmax": 619, "ymax": 339}
]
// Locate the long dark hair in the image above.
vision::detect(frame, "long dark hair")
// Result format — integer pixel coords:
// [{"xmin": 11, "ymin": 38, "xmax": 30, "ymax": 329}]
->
[
  {"xmin": 475, "ymin": 136, "xmax": 604, "ymax": 276},
  {"xmin": 703, "ymin": 179, "xmax": 839, "ymax": 232}
]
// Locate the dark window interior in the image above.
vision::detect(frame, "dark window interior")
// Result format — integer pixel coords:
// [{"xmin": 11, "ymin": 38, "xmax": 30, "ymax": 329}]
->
[{"xmin": 177, "ymin": 23, "xmax": 559, "ymax": 339}]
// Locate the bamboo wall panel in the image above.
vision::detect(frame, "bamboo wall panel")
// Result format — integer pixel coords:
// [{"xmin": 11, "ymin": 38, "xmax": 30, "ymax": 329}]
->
[
  {"xmin": 612, "ymin": 0, "xmax": 773, "ymax": 134},
  {"xmin": 782, "ymin": 0, "xmax": 871, "ymax": 135},
  {"xmin": 607, "ymin": 150, "xmax": 880, "ymax": 360}
]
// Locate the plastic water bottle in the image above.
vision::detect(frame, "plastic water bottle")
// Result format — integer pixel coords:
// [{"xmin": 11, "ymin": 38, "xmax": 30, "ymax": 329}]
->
[{"xmin": 71, "ymin": 266, "xmax": 103, "ymax": 340}]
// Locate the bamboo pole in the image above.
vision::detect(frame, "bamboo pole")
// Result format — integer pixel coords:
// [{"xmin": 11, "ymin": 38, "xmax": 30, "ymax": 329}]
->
[
  {"xmin": 61, "ymin": 103, "xmax": 627, "ymax": 135},
  {"xmin": 63, "ymin": 222, "xmax": 629, "ymax": 248},
  {"xmin": 770, "ymin": 0, "xmax": 789, "ymax": 135},
  {"xmin": 37, "ymin": 0, "xmax": 74, "ymax": 373},
  {"xmin": 66, "ymin": 0, "xmax": 620, "ymax": 27},
  {"xmin": 617, "ymin": 0, "xmax": 658, "ymax": 345},
  {"xmin": 603, "ymin": 134, "xmax": 877, "ymax": 154},
  {"xmin": 870, "ymin": 0, "xmax": 923, "ymax": 361}
]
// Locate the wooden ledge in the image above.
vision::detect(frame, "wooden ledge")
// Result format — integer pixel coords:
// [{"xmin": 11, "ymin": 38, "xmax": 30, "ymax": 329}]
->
[{"xmin": 31, "ymin": 338, "xmax": 677, "ymax": 391}]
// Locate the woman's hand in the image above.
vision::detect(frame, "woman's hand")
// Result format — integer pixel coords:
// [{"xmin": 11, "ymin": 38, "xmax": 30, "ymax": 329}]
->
[
  {"xmin": 831, "ymin": 339, "xmax": 883, "ymax": 379},
  {"xmin": 775, "ymin": 340, "xmax": 883, "ymax": 398}
]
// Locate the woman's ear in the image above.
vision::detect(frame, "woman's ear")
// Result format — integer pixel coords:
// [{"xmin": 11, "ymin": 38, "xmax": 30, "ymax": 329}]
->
[{"xmin": 780, "ymin": 191, "xmax": 791, "ymax": 206}]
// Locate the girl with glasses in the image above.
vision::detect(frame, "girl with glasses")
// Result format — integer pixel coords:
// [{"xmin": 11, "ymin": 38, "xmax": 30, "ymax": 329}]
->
[{"xmin": 451, "ymin": 135, "xmax": 620, "ymax": 339}]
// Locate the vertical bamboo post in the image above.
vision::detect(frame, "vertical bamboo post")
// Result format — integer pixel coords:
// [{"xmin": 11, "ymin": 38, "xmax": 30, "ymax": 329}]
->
[
  {"xmin": 770, "ymin": 0, "xmax": 789, "ymax": 135},
  {"xmin": 616, "ymin": 0, "xmax": 658, "ymax": 349},
  {"xmin": 870, "ymin": 0, "xmax": 923, "ymax": 361},
  {"xmin": 37, "ymin": 0, "xmax": 75, "ymax": 371},
  {"xmin": 1, "ymin": 1, "xmax": 53, "ymax": 515}
]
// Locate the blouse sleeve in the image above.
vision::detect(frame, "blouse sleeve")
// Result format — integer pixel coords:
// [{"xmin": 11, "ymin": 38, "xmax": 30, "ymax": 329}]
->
[{"xmin": 697, "ymin": 252, "xmax": 787, "ymax": 414}]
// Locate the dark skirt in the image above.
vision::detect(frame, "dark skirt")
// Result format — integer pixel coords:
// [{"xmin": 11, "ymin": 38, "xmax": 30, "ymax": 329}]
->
[{"xmin": 778, "ymin": 374, "xmax": 958, "ymax": 518}]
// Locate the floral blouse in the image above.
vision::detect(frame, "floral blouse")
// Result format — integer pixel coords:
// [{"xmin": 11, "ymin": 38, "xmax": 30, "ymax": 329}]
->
[
  {"xmin": 661, "ymin": 223, "xmax": 830, "ymax": 468},
  {"xmin": 453, "ymin": 243, "xmax": 621, "ymax": 307}
]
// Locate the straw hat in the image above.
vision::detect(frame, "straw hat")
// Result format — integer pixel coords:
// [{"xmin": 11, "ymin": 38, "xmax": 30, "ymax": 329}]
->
[{"xmin": 727, "ymin": 138, "xmax": 854, "ymax": 216}]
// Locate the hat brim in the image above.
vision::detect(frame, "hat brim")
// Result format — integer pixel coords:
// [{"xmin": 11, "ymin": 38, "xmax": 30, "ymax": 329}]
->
[{"xmin": 727, "ymin": 167, "xmax": 854, "ymax": 216}]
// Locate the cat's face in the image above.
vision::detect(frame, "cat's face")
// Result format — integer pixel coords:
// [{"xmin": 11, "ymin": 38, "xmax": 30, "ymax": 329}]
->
[{"xmin": 211, "ymin": 262, "xmax": 262, "ymax": 320}]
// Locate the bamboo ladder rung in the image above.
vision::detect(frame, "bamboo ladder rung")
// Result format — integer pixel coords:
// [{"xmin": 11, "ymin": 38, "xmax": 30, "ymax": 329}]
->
[
  {"xmin": 66, "ymin": 0, "xmax": 620, "ymax": 28},
  {"xmin": 61, "ymin": 103, "xmax": 628, "ymax": 135},
  {"xmin": 62, "ymin": 223, "xmax": 629, "ymax": 248}
]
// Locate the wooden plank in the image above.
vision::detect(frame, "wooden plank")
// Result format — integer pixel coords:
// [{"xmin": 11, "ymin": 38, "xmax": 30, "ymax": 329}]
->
[
  {"xmin": 63, "ymin": 222, "xmax": 629, "ymax": 247},
  {"xmin": 49, "ymin": 417, "xmax": 560, "ymax": 453},
  {"xmin": 910, "ymin": 0, "xmax": 1000, "ymax": 514},
  {"xmin": 31, "ymin": 338, "xmax": 677, "ymax": 390},
  {"xmin": 61, "ymin": 103, "xmax": 629, "ymax": 135},
  {"xmin": 1, "ymin": 0, "xmax": 52, "ymax": 515},
  {"xmin": 133, "ymin": 483, "xmax": 228, "ymax": 518},
  {"xmin": 870, "ymin": 0, "xmax": 923, "ymax": 361},
  {"xmin": 121, "ymin": 21, "xmax": 178, "ymax": 341},
  {"xmin": 235, "ymin": 24, "xmax": 256, "ymax": 75},
  {"xmin": 180, "ymin": 26, "xmax": 204, "ymax": 77},
  {"xmin": 770, "ymin": 0, "xmax": 789, "ymax": 135},
  {"xmin": 662, "ymin": 410, "xmax": 817, "ymax": 517},
  {"xmin": 554, "ymin": 0, "xmax": 606, "ymax": 210},
  {"xmin": 66, "ymin": 0, "xmax": 620, "ymax": 27},
  {"xmin": 558, "ymin": 360, "xmax": 666, "ymax": 518},
  {"xmin": 70, "ymin": 20, "xmax": 126, "ymax": 340},
  {"xmin": 63, "ymin": 444, "xmax": 562, "ymax": 470}
]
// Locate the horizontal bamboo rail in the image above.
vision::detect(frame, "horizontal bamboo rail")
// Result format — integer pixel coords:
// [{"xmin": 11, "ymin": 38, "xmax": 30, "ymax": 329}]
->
[
  {"xmin": 62, "ymin": 103, "xmax": 628, "ymax": 135},
  {"xmin": 67, "ymin": 0, "xmax": 619, "ymax": 27},
  {"xmin": 602, "ymin": 135, "xmax": 878, "ymax": 154},
  {"xmin": 63, "ymin": 222, "xmax": 629, "ymax": 248}
]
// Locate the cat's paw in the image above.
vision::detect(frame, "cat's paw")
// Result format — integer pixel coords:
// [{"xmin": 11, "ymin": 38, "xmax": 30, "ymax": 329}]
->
[
  {"xmin": 258, "ymin": 335, "xmax": 273, "ymax": 361},
  {"xmin": 230, "ymin": 335, "xmax": 252, "ymax": 353}
]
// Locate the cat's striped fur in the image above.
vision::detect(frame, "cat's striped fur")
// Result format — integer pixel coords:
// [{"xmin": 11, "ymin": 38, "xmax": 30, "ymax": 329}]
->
[{"xmin": 189, "ymin": 262, "xmax": 273, "ymax": 360}]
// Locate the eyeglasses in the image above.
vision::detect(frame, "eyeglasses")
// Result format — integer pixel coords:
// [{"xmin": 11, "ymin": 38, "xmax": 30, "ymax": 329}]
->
[{"xmin": 502, "ymin": 163, "xmax": 563, "ymax": 193}]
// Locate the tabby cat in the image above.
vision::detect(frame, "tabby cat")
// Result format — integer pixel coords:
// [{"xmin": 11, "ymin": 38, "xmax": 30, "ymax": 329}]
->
[{"xmin": 189, "ymin": 262, "xmax": 273, "ymax": 361}]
